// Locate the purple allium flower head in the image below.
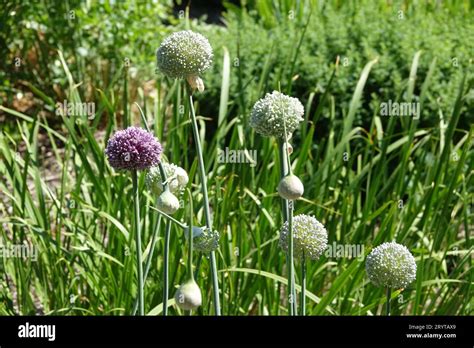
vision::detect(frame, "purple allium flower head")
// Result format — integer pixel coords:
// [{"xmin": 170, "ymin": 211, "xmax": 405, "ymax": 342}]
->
[{"xmin": 105, "ymin": 127, "xmax": 162, "ymax": 171}]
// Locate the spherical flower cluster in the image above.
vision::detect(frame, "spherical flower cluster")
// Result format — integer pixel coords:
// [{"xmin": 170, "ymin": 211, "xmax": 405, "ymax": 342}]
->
[
  {"xmin": 250, "ymin": 91, "xmax": 304, "ymax": 139},
  {"xmin": 105, "ymin": 127, "xmax": 162, "ymax": 171},
  {"xmin": 186, "ymin": 226, "xmax": 220, "ymax": 253},
  {"xmin": 157, "ymin": 30, "xmax": 213, "ymax": 80},
  {"xmin": 279, "ymin": 214, "xmax": 328, "ymax": 260},
  {"xmin": 365, "ymin": 242, "xmax": 417, "ymax": 289},
  {"xmin": 146, "ymin": 163, "xmax": 189, "ymax": 195}
]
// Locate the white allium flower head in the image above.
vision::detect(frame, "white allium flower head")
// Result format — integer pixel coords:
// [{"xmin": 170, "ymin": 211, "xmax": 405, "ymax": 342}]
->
[
  {"xmin": 156, "ymin": 30, "xmax": 213, "ymax": 79},
  {"xmin": 365, "ymin": 242, "xmax": 417, "ymax": 289},
  {"xmin": 146, "ymin": 163, "xmax": 189, "ymax": 195},
  {"xmin": 250, "ymin": 91, "xmax": 304, "ymax": 138},
  {"xmin": 279, "ymin": 214, "xmax": 328, "ymax": 260},
  {"xmin": 185, "ymin": 226, "xmax": 220, "ymax": 253}
]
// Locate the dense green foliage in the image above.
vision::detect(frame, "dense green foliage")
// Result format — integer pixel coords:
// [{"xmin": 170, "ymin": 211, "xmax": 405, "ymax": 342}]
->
[{"xmin": 199, "ymin": 1, "xmax": 474, "ymax": 129}]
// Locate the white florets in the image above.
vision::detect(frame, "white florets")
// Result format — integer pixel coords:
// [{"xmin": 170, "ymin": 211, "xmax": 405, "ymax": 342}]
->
[
  {"xmin": 186, "ymin": 226, "xmax": 220, "ymax": 253},
  {"xmin": 279, "ymin": 214, "xmax": 328, "ymax": 260},
  {"xmin": 157, "ymin": 30, "xmax": 213, "ymax": 79},
  {"xmin": 365, "ymin": 242, "xmax": 417, "ymax": 289},
  {"xmin": 250, "ymin": 91, "xmax": 304, "ymax": 138}
]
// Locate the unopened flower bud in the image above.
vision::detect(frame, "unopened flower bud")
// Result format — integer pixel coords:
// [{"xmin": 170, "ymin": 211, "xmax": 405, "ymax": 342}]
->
[
  {"xmin": 174, "ymin": 278, "xmax": 202, "ymax": 310},
  {"xmin": 278, "ymin": 174, "xmax": 304, "ymax": 200},
  {"xmin": 156, "ymin": 190, "xmax": 180, "ymax": 214}
]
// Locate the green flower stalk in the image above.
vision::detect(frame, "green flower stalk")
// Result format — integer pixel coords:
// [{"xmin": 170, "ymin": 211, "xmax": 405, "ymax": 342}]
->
[
  {"xmin": 187, "ymin": 90, "xmax": 221, "ymax": 315},
  {"xmin": 250, "ymin": 91, "xmax": 304, "ymax": 315},
  {"xmin": 134, "ymin": 105, "xmax": 182, "ymax": 316},
  {"xmin": 132, "ymin": 160, "xmax": 177, "ymax": 316},
  {"xmin": 157, "ymin": 31, "xmax": 220, "ymax": 314},
  {"xmin": 175, "ymin": 189, "xmax": 202, "ymax": 312},
  {"xmin": 105, "ymin": 127, "xmax": 163, "ymax": 315},
  {"xmin": 365, "ymin": 242, "xmax": 417, "ymax": 315},
  {"xmin": 153, "ymin": 163, "xmax": 176, "ymax": 316}
]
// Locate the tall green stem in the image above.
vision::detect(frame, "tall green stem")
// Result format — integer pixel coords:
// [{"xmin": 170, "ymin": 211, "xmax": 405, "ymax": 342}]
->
[
  {"xmin": 157, "ymin": 162, "xmax": 172, "ymax": 316},
  {"xmin": 278, "ymin": 140, "xmax": 296, "ymax": 315},
  {"xmin": 386, "ymin": 287, "xmax": 391, "ymax": 316},
  {"xmin": 143, "ymin": 216, "xmax": 162, "ymax": 282},
  {"xmin": 132, "ymin": 170, "xmax": 144, "ymax": 315},
  {"xmin": 187, "ymin": 90, "xmax": 221, "ymax": 315},
  {"xmin": 288, "ymin": 198, "xmax": 296, "ymax": 315},
  {"xmin": 162, "ymin": 220, "xmax": 171, "ymax": 316},
  {"xmin": 300, "ymin": 253, "xmax": 306, "ymax": 316},
  {"xmin": 187, "ymin": 189, "xmax": 194, "ymax": 281},
  {"xmin": 132, "ymin": 215, "xmax": 161, "ymax": 315}
]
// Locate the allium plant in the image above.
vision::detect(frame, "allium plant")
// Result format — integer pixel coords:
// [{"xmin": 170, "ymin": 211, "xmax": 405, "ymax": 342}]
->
[
  {"xmin": 280, "ymin": 214, "xmax": 328, "ymax": 315},
  {"xmin": 366, "ymin": 242, "xmax": 417, "ymax": 315},
  {"xmin": 157, "ymin": 31, "xmax": 221, "ymax": 315},
  {"xmin": 250, "ymin": 91, "xmax": 304, "ymax": 315},
  {"xmin": 175, "ymin": 189, "xmax": 202, "ymax": 312},
  {"xmin": 105, "ymin": 127, "xmax": 162, "ymax": 170},
  {"xmin": 250, "ymin": 91, "xmax": 304, "ymax": 139},
  {"xmin": 105, "ymin": 126, "xmax": 163, "ymax": 315},
  {"xmin": 157, "ymin": 30, "xmax": 213, "ymax": 92},
  {"xmin": 279, "ymin": 215, "xmax": 328, "ymax": 260}
]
